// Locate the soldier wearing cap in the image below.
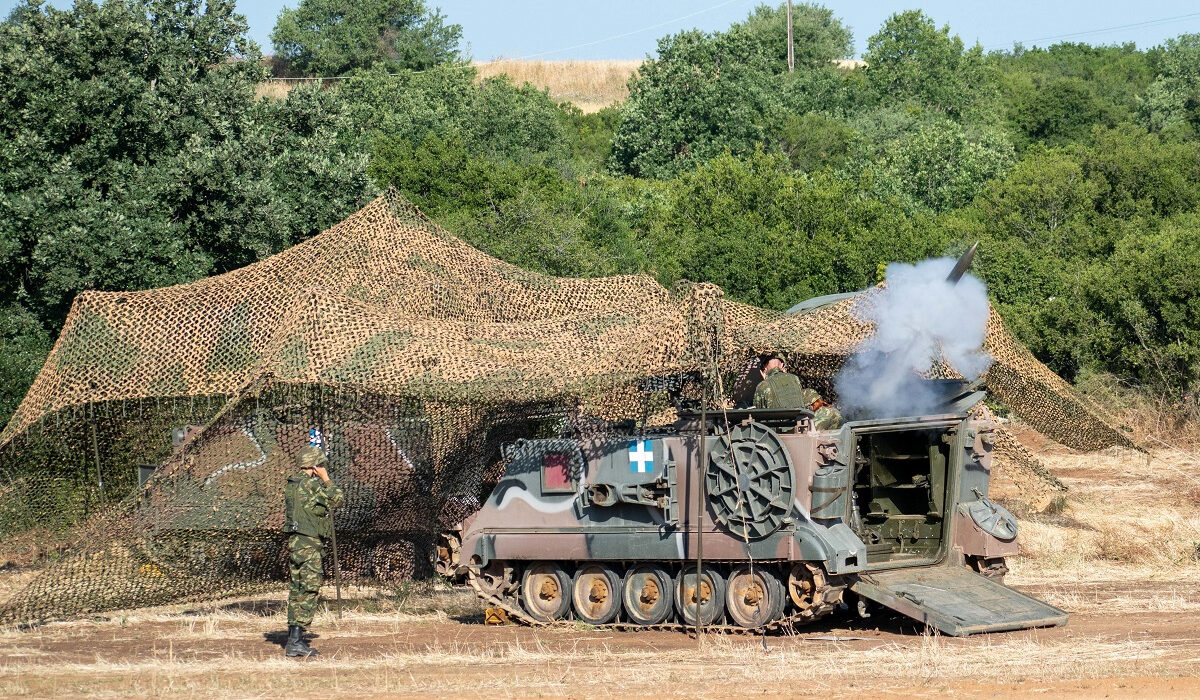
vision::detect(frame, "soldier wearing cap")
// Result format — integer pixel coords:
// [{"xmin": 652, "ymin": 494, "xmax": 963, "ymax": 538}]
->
[
  {"xmin": 753, "ymin": 356, "xmax": 843, "ymax": 430},
  {"xmin": 282, "ymin": 444, "xmax": 344, "ymax": 657}
]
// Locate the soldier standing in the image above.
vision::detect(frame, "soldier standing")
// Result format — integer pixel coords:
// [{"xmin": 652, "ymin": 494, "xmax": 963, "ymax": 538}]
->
[
  {"xmin": 283, "ymin": 444, "xmax": 344, "ymax": 657},
  {"xmin": 753, "ymin": 356, "xmax": 843, "ymax": 430}
]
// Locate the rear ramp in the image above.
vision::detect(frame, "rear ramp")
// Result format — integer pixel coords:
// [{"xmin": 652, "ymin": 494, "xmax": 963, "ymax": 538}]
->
[{"xmin": 851, "ymin": 564, "xmax": 1067, "ymax": 636}]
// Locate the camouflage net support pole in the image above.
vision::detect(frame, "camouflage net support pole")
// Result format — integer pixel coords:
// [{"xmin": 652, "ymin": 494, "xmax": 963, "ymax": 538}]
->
[
  {"xmin": 695, "ymin": 401, "xmax": 706, "ymax": 640},
  {"xmin": 330, "ymin": 509, "xmax": 342, "ymax": 619}
]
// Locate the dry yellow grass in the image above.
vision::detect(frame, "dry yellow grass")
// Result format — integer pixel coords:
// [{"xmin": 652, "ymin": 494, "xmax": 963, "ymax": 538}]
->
[
  {"xmin": 255, "ymin": 61, "xmax": 641, "ymax": 112},
  {"xmin": 0, "ymin": 613, "xmax": 1184, "ymax": 698},
  {"xmin": 1007, "ymin": 443, "xmax": 1200, "ymax": 584},
  {"xmin": 474, "ymin": 60, "xmax": 640, "ymax": 112}
]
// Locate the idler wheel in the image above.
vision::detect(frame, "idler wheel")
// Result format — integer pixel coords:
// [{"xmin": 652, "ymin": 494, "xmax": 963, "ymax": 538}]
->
[
  {"xmin": 572, "ymin": 564, "xmax": 623, "ymax": 625},
  {"xmin": 725, "ymin": 566, "xmax": 784, "ymax": 628},
  {"xmin": 787, "ymin": 563, "xmax": 825, "ymax": 612},
  {"xmin": 674, "ymin": 566, "xmax": 726, "ymax": 626},
  {"xmin": 622, "ymin": 565, "xmax": 673, "ymax": 625},
  {"xmin": 520, "ymin": 562, "xmax": 571, "ymax": 622}
]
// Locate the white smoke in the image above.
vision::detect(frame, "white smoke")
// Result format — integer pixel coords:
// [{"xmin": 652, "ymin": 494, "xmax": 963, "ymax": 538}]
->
[{"xmin": 833, "ymin": 257, "xmax": 992, "ymax": 420}]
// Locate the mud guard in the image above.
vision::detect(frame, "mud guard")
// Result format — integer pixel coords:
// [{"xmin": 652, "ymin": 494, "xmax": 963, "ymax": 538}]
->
[{"xmin": 850, "ymin": 564, "xmax": 1067, "ymax": 636}]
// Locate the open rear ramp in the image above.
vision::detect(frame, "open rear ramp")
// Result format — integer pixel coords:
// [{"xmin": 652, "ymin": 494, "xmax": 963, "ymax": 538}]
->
[{"xmin": 851, "ymin": 564, "xmax": 1067, "ymax": 636}]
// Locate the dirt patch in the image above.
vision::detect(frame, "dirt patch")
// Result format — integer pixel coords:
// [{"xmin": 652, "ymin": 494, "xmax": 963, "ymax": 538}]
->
[
  {"xmin": 0, "ymin": 583, "xmax": 1198, "ymax": 698},
  {"xmin": 4, "ymin": 442, "xmax": 1200, "ymax": 697}
]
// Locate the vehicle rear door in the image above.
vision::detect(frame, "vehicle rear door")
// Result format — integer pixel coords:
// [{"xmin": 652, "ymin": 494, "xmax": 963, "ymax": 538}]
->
[{"xmin": 851, "ymin": 563, "xmax": 1067, "ymax": 636}]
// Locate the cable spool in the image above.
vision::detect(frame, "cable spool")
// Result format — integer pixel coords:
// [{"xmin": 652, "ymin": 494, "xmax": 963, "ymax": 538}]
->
[{"xmin": 705, "ymin": 421, "xmax": 794, "ymax": 540}]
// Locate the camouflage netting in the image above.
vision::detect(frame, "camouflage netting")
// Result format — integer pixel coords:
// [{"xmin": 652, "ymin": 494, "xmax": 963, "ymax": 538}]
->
[{"xmin": 0, "ymin": 190, "xmax": 1131, "ymax": 623}]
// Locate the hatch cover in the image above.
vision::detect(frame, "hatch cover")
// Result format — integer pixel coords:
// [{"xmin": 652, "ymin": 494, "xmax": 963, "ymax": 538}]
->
[{"xmin": 851, "ymin": 564, "xmax": 1067, "ymax": 637}]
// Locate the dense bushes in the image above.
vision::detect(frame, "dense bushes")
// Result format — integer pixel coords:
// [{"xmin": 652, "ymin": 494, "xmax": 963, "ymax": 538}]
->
[{"xmin": 3, "ymin": 0, "xmax": 1200, "ymax": 427}]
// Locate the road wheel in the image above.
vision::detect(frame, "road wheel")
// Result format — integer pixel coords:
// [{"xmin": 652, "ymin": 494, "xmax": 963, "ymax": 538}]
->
[
  {"xmin": 622, "ymin": 565, "xmax": 673, "ymax": 625},
  {"xmin": 726, "ymin": 565, "xmax": 784, "ymax": 628},
  {"xmin": 674, "ymin": 566, "xmax": 726, "ymax": 626},
  {"xmin": 520, "ymin": 562, "xmax": 572, "ymax": 622},
  {"xmin": 572, "ymin": 564, "xmax": 622, "ymax": 625}
]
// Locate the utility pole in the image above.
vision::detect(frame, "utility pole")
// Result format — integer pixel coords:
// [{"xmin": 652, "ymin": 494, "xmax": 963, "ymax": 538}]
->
[{"xmin": 786, "ymin": 0, "xmax": 794, "ymax": 73}]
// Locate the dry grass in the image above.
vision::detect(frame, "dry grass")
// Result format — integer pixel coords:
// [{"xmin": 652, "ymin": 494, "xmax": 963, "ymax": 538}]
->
[
  {"xmin": 1007, "ymin": 445, "xmax": 1200, "ymax": 585},
  {"xmin": 255, "ymin": 79, "xmax": 310, "ymax": 100},
  {"xmin": 474, "ymin": 60, "xmax": 640, "ymax": 112},
  {"xmin": 1073, "ymin": 372, "xmax": 1200, "ymax": 447},
  {"xmin": 0, "ymin": 622, "xmax": 1183, "ymax": 698},
  {"xmin": 254, "ymin": 60, "xmax": 642, "ymax": 112}
]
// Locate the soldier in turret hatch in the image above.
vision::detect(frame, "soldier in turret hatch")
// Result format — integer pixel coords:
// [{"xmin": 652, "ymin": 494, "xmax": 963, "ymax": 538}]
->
[
  {"xmin": 282, "ymin": 443, "xmax": 344, "ymax": 658},
  {"xmin": 753, "ymin": 356, "xmax": 843, "ymax": 430}
]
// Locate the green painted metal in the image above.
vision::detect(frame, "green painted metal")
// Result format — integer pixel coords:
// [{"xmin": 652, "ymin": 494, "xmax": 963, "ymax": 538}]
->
[{"xmin": 851, "ymin": 563, "xmax": 1068, "ymax": 636}]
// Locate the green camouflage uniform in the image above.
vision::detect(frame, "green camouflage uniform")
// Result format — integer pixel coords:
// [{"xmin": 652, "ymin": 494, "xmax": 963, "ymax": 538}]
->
[
  {"xmin": 753, "ymin": 367, "xmax": 843, "ymax": 430},
  {"xmin": 284, "ymin": 449, "xmax": 344, "ymax": 628}
]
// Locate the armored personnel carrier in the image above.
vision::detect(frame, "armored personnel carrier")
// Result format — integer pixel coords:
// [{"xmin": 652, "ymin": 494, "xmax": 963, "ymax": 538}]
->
[{"xmin": 439, "ymin": 379, "xmax": 1066, "ymax": 636}]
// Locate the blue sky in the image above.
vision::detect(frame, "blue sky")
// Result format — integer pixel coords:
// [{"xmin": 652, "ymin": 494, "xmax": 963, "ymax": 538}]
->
[{"xmin": 6, "ymin": 1, "xmax": 1200, "ymax": 60}]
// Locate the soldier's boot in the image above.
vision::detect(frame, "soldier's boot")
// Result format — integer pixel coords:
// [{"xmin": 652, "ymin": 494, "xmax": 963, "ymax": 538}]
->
[{"xmin": 284, "ymin": 625, "xmax": 318, "ymax": 657}]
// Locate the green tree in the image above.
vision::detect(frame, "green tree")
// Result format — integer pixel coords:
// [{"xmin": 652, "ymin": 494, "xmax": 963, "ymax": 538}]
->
[
  {"xmin": 1008, "ymin": 77, "xmax": 1105, "ymax": 146},
  {"xmin": 1139, "ymin": 34, "xmax": 1200, "ymax": 132},
  {"xmin": 651, "ymin": 150, "xmax": 944, "ymax": 309},
  {"xmin": 0, "ymin": 306, "xmax": 51, "ymax": 426},
  {"xmin": 729, "ymin": 3, "xmax": 852, "ymax": 67},
  {"xmin": 338, "ymin": 66, "xmax": 570, "ymax": 165},
  {"xmin": 0, "ymin": 0, "xmax": 371, "ymax": 426},
  {"xmin": 866, "ymin": 119, "xmax": 1015, "ymax": 212},
  {"xmin": 271, "ymin": 0, "xmax": 462, "ymax": 76},
  {"xmin": 1077, "ymin": 124, "xmax": 1200, "ymax": 219},
  {"xmin": 977, "ymin": 149, "xmax": 1100, "ymax": 243},
  {"xmin": 1051, "ymin": 217, "xmax": 1200, "ymax": 396},
  {"xmin": 368, "ymin": 133, "xmax": 651, "ymax": 278},
  {"xmin": 989, "ymin": 42, "xmax": 1153, "ymax": 148},
  {"xmin": 610, "ymin": 3, "xmax": 856, "ymax": 178},
  {"xmin": 864, "ymin": 10, "xmax": 988, "ymax": 116},
  {"xmin": 609, "ymin": 29, "xmax": 779, "ymax": 178}
]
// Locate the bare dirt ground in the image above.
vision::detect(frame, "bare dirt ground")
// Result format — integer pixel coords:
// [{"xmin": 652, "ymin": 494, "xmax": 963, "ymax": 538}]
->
[{"xmin": 1, "ymin": 441, "xmax": 1198, "ymax": 698}]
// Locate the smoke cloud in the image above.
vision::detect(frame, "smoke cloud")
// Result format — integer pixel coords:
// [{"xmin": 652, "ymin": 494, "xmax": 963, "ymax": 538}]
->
[{"xmin": 833, "ymin": 257, "xmax": 992, "ymax": 420}]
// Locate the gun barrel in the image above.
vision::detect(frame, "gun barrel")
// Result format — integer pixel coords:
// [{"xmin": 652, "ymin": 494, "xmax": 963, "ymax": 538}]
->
[{"xmin": 946, "ymin": 242, "xmax": 980, "ymax": 283}]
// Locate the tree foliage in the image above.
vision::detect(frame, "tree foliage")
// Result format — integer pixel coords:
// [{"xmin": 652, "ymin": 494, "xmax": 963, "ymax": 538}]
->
[
  {"xmin": 0, "ymin": 0, "xmax": 372, "ymax": 424},
  {"xmin": 609, "ymin": 3, "xmax": 855, "ymax": 178},
  {"xmin": 864, "ymin": 10, "xmax": 988, "ymax": 116},
  {"xmin": 7, "ymin": 0, "xmax": 1200, "ymax": 428},
  {"xmin": 270, "ymin": 0, "xmax": 462, "ymax": 76},
  {"xmin": 1139, "ymin": 34, "xmax": 1200, "ymax": 133}
]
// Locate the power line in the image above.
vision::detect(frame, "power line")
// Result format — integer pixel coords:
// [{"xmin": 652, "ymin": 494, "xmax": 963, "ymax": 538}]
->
[
  {"xmin": 513, "ymin": 0, "xmax": 754, "ymax": 60},
  {"xmin": 266, "ymin": 0, "xmax": 756, "ymax": 81},
  {"xmin": 985, "ymin": 10, "xmax": 1200, "ymax": 51}
]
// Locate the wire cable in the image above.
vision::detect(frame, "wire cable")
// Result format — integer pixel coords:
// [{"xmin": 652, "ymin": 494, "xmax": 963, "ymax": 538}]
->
[
  {"xmin": 514, "ymin": 0, "xmax": 755, "ymax": 60},
  {"xmin": 986, "ymin": 10, "xmax": 1200, "ymax": 51}
]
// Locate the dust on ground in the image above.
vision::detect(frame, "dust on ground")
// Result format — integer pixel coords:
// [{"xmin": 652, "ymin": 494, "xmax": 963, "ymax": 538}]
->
[{"xmin": 1, "ymin": 443, "xmax": 1198, "ymax": 698}]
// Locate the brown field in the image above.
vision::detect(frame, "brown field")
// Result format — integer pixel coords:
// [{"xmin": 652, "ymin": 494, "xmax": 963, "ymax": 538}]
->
[
  {"xmin": 255, "ymin": 60, "xmax": 641, "ymax": 111},
  {"xmin": 474, "ymin": 59, "xmax": 640, "ymax": 112},
  {"xmin": 1, "ymin": 437, "xmax": 1199, "ymax": 698}
]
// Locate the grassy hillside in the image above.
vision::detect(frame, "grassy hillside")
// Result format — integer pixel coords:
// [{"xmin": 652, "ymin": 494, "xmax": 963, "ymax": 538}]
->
[{"xmin": 256, "ymin": 60, "xmax": 641, "ymax": 112}]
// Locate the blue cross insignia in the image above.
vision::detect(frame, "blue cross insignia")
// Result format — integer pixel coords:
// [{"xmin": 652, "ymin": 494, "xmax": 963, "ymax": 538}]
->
[{"xmin": 628, "ymin": 440, "xmax": 654, "ymax": 473}]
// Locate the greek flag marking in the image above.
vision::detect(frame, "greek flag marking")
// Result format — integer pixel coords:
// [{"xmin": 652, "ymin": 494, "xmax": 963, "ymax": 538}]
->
[{"xmin": 629, "ymin": 440, "xmax": 654, "ymax": 473}]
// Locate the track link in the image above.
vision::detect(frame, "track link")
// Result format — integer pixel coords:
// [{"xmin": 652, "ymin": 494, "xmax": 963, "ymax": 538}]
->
[{"xmin": 466, "ymin": 564, "xmax": 846, "ymax": 634}]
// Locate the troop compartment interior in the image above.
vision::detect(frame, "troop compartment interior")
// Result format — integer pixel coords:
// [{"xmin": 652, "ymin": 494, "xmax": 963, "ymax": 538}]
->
[{"xmin": 848, "ymin": 418, "xmax": 959, "ymax": 569}]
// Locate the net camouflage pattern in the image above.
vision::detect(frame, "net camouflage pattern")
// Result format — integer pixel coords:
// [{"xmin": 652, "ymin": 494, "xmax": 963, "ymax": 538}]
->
[{"xmin": 0, "ymin": 190, "xmax": 1131, "ymax": 623}]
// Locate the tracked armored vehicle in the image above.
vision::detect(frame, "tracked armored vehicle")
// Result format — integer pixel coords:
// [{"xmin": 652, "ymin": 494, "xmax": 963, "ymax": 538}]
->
[{"xmin": 440, "ymin": 380, "xmax": 1067, "ymax": 636}]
